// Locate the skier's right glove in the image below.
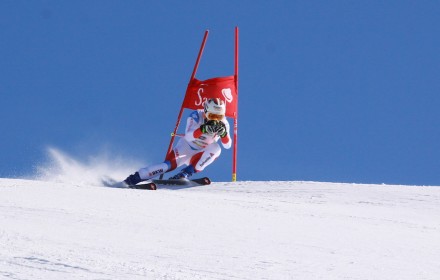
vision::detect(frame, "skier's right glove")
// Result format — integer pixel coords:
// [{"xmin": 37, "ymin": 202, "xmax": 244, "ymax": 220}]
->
[{"xmin": 200, "ymin": 120, "xmax": 219, "ymax": 135}]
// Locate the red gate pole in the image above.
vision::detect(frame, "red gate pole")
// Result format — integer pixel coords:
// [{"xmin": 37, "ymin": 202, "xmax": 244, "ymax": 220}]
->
[
  {"xmin": 160, "ymin": 30, "xmax": 209, "ymax": 179},
  {"xmin": 190, "ymin": 30, "xmax": 209, "ymax": 80},
  {"xmin": 232, "ymin": 27, "xmax": 239, "ymax": 182}
]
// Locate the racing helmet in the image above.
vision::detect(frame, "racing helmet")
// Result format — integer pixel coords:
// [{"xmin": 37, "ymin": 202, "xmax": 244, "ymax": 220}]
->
[{"xmin": 204, "ymin": 98, "xmax": 226, "ymax": 121}]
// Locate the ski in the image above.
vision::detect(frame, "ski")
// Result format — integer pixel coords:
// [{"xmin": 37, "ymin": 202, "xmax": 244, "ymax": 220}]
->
[
  {"xmin": 131, "ymin": 177, "xmax": 211, "ymax": 189},
  {"xmin": 102, "ymin": 177, "xmax": 210, "ymax": 190},
  {"xmin": 127, "ymin": 182, "xmax": 157, "ymax": 190},
  {"xmin": 101, "ymin": 177, "xmax": 157, "ymax": 190},
  {"xmin": 153, "ymin": 177, "xmax": 211, "ymax": 186}
]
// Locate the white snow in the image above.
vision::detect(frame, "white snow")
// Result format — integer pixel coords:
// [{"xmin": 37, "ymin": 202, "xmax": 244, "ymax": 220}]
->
[{"xmin": 1, "ymin": 177, "xmax": 440, "ymax": 280}]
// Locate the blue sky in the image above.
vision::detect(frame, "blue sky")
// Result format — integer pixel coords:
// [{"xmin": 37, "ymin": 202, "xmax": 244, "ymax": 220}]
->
[{"xmin": 1, "ymin": 1, "xmax": 439, "ymax": 185}]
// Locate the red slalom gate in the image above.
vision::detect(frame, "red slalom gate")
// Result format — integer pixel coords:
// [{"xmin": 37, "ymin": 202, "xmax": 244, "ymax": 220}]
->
[{"xmin": 161, "ymin": 28, "xmax": 239, "ymax": 181}]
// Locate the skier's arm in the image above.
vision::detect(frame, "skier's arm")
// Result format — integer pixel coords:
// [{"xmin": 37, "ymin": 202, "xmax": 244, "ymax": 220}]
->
[
  {"xmin": 184, "ymin": 112, "xmax": 202, "ymax": 143},
  {"xmin": 219, "ymin": 121, "xmax": 231, "ymax": 149}
]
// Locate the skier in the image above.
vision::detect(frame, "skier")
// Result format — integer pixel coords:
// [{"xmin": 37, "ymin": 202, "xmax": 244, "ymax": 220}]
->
[{"xmin": 121, "ymin": 98, "xmax": 231, "ymax": 187}]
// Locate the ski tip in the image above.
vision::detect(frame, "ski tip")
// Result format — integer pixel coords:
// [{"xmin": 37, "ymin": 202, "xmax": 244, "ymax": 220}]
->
[
  {"xmin": 129, "ymin": 182, "xmax": 157, "ymax": 190},
  {"xmin": 202, "ymin": 177, "xmax": 211, "ymax": 185}
]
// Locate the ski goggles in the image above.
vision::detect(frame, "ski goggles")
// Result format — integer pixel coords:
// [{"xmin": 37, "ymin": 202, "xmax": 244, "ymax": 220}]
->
[{"xmin": 206, "ymin": 112, "xmax": 225, "ymax": 121}]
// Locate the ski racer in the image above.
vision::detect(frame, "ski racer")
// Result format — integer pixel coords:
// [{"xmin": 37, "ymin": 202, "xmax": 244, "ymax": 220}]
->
[{"xmin": 121, "ymin": 98, "xmax": 231, "ymax": 187}]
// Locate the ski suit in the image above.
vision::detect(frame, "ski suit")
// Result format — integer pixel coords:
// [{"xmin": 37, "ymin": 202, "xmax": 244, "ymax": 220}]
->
[{"xmin": 137, "ymin": 109, "xmax": 231, "ymax": 180}]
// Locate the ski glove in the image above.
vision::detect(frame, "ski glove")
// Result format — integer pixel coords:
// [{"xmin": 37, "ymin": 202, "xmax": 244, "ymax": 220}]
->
[
  {"xmin": 215, "ymin": 121, "xmax": 228, "ymax": 138},
  {"xmin": 200, "ymin": 120, "xmax": 219, "ymax": 135}
]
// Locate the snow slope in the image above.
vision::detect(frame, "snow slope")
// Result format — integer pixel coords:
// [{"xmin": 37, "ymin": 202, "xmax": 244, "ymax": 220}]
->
[{"xmin": 1, "ymin": 177, "xmax": 440, "ymax": 280}]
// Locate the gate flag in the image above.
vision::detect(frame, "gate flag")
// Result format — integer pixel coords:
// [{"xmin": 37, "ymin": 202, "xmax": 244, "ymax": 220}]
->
[
  {"xmin": 162, "ymin": 28, "xmax": 239, "ymax": 181},
  {"xmin": 182, "ymin": 76, "xmax": 238, "ymax": 119}
]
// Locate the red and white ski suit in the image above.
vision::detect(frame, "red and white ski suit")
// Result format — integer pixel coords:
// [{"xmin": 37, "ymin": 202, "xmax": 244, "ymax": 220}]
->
[{"xmin": 137, "ymin": 109, "xmax": 231, "ymax": 180}]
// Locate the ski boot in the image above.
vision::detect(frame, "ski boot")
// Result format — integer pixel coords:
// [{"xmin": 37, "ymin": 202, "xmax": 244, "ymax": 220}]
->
[
  {"xmin": 169, "ymin": 165, "xmax": 195, "ymax": 180},
  {"xmin": 122, "ymin": 172, "xmax": 142, "ymax": 187}
]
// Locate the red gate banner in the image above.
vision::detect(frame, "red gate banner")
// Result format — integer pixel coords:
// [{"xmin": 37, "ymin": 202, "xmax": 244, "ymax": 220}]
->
[
  {"xmin": 182, "ymin": 76, "xmax": 238, "ymax": 119},
  {"xmin": 162, "ymin": 28, "xmax": 239, "ymax": 181}
]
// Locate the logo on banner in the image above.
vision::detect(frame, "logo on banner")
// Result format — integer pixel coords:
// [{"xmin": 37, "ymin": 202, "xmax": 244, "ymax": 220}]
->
[
  {"xmin": 222, "ymin": 88, "xmax": 233, "ymax": 103},
  {"xmin": 195, "ymin": 87, "xmax": 234, "ymax": 107},
  {"xmin": 195, "ymin": 88, "xmax": 206, "ymax": 106}
]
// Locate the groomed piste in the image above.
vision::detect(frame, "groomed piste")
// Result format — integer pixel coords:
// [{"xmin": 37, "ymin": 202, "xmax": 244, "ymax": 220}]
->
[{"xmin": 1, "ymin": 175, "xmax": 439, "ymax": 280}]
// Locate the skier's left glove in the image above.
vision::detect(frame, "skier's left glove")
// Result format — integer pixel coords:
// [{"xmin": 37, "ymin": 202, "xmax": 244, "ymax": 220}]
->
[{"xmin": 215, "ymin": 122, "xmax": 228, "ymax": 138}]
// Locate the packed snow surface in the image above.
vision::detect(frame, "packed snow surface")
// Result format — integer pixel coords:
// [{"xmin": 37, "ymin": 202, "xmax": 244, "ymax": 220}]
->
[{"xmin": 1, "ymin": 177, "xmax": 439, "ymax": 280}]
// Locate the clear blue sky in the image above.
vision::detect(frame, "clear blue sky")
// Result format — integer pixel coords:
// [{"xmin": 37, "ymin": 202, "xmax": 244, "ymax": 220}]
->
[{"xmin": 1, "ymin": 1, "xmax": 439, "ymax": 185}]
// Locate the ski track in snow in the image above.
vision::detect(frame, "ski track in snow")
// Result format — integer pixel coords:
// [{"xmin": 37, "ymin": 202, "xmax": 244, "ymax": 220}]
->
[{"xmin": 1, "ymin": 178, "xmax": 440, "ymax": 280}]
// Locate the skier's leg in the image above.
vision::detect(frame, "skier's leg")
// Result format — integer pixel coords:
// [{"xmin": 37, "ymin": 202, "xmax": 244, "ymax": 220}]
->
[
  {"xmin": 170, "ymin": 143, "xmax": 221, "ymax": 179},
  {"xmin": 126, "ymin": 139, "xmax": 199, "ymax": 182},
  {"xmin": 168, "ymin": 140, "xmax": 203, "ymax": 179},
  {"xmin": 125, "ymin": 139, "xmax": 191, "ymax": 182},
  {"xmin": 164, "ymin": 139, "xmax": 192, "ymax": 172},
  {"xmin": 137, "ymin": 162, "xmax": 170, "ymax": 181},
  {"xmin": 123, "ymin": 161, "xmax": 169, "ymax": 185},
  {"xmin": 169, "ymin": 164, "xmax": 196, "ymax": 179},
  {"xmin": 167, "ymin": 139, "xmax": 197, "ymax": 170},
  {"xmin": 191, "ymin": 143, "xmax": 221, "ymax": 172}
]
